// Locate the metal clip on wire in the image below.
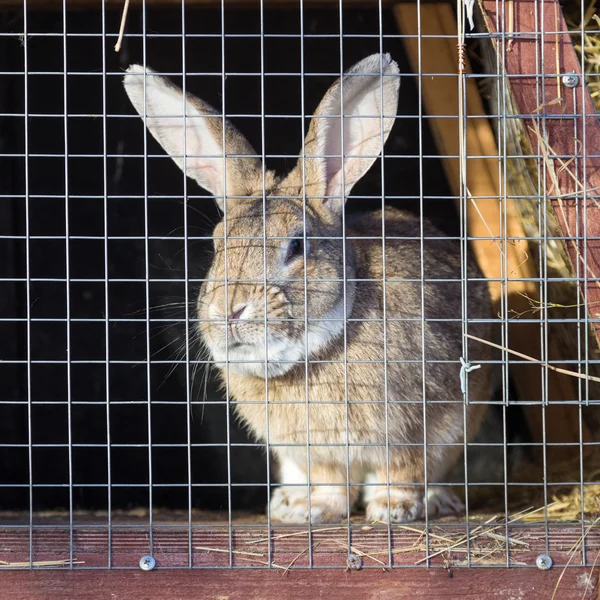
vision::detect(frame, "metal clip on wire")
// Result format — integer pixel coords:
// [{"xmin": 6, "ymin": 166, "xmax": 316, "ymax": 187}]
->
[
  {"xmin": 457, "ymin": 43, "xmax": 467, "ymax": 75},
  {"xmin": 459, "ymin": 356, "xmax": 481, "ymax": 395}
]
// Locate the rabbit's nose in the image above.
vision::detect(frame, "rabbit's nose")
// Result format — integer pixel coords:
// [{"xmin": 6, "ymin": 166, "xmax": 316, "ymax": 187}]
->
[{"xmin": 228, "ymin": 305, "xmax": 247, "ymax": 322}]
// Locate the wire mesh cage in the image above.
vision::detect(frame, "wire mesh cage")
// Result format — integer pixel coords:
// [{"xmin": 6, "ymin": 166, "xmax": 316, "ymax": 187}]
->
[{"xmin": 1, "ymin": 0, "xmax": 600, "ymax": 581}]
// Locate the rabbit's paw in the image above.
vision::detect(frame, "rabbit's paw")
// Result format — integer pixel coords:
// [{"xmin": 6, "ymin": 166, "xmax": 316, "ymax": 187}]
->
[
  {"xmin": 307, "ymin": 495, "xmax": 348, "ymax": 524},
  {"xmin": 366, "ymin": 489, "xmax": 424, "ymax": 523},
  {"xmin": 270, "ymin": 487, "xmax": 347, "ymax": 524},
  {"xmin": 269, "ymin": 486, "xmax": 308, "ymax": 523},
  {"xmin": 426, "ymin": 487, "xmax": 464, "ymax": 517}
]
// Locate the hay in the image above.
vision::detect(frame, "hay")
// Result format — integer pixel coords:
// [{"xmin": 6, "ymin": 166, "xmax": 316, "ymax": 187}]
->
[
  {"xmin": 114, "ymin": 0, "xmax": 130, "ymax": 52},
  {"xmin": 529, "ymin": 482, "xmax": 600, "ymax": 521},
  {"xmin": 467, "ymin": 333, "xmax": 600, "ymax": 383},
  {"xmin": 565, "ymin": 0, "xmax": 600, "ymax": 100},
  {"xmin": 0, "ymin": 559, "xmax": 84, "ymax": 568}
]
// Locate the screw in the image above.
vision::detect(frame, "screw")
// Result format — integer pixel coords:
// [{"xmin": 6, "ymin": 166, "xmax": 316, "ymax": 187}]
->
[
  {"xmin": 139, "ymin": 555, "xmax": 156, "ymax": 571},
  {"xmin": 346, "ymin": 553, "xmax": 363, "ymax": 571},
  {"xmin": 536, "ymin": 554, "xmax": 553, "ymax": 571},
  {"xmin": 562, "ymin": 72, "xmax": 578, "ymax": 88}
]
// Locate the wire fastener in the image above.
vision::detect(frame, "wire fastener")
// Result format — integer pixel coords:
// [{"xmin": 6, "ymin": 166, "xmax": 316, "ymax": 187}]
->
[
  {"xmin": 346, "ymin": 553, "xmax": 363, "ymax": 570},
  {"xmin": 536, "ymin": 554, "xmax": 553, "ymax": 571},
  {"xmin": 459, "ymin": 357, "xmax": 481, "ymax": 394},
  {"xmin": 562, "ymin": 72, "xmax": 579, "ymax": 88},
  {"xmin": 139, "ymin": 555, "xmax": 156, "ymax": 571}
]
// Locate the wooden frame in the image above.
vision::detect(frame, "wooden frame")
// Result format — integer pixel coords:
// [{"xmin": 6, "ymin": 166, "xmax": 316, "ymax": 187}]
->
[
  {"xmin": 1, "ymin": 518, "xmax": 599, "ymax": 598},
  {"xmin": 2, "ymin": 0, "xmax": 600, "ymax": 597},
  {"xmin": 1, "ymin": 567, "xmax": 597, "ymax": 600},
  {"xmin": 0, "ymin": 0, "xmax": 398, "ymax": 7}
]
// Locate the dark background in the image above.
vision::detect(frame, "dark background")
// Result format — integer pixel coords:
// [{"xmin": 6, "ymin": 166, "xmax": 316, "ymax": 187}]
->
[{"xmin": 0, "ymin": 5, "xmax": 522, "ymax": 514}]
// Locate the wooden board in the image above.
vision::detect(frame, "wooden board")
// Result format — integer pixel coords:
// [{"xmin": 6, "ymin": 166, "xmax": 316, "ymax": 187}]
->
[
  {"xmin": 1, "ymin": 522, "xmax": 599, "ymax": 567},
  {"xmin": 394, "ymin": 2, "xmax": 591, "ymax": 460},
  {"xmin": 0, "ymin": 568, "xmax": 597, "ymax": 600},
  {"xmin": 0, "ymin": 0, "xmax": 399, "ymax": 9},
  {"xmin": 479, "ymin": 0, "xmax": 600, "ymax": 348},
  {"xmin": 0, "ymin": 523, "xmax": 598, "ymax": 599}
]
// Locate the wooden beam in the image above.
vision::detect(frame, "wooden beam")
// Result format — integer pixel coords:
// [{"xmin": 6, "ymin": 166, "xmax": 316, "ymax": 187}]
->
[
  {"xmin": 0, "ymin": 568, "xmax": 595, "ymax": 600},
  {"xmin": 394, "ymin": 3, "xmax": 591, "ymax": 460},
  {"xmin": 0, "ymin": 0, "xmax": 404, "ymax": 9}
]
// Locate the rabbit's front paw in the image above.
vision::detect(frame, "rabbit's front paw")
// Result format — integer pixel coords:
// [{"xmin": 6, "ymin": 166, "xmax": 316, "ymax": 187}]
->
[
  {"xmin": 307, "ymin": 495, "xmax": 348, "ymax": 524},
  {"xmin": 269, "ymin": 487, "xmax": 347, "ymax": 524},
  {"xmin": 270, "ymin": 486, "xmax": 308, "ymax": 523},
  {"xmin": 426, "ymin": 486, "xmax": 464, "ymax": 516},
  {"xmin": 366, "ymin": 489, "xmax": 424, "ymax": 523}
]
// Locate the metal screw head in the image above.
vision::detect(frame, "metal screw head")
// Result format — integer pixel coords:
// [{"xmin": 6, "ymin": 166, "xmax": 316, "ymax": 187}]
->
[
  {"xmin": 562, "ymin": 72, "xmax": 579, "ymax": 88},
  {"xmin": 346, "ymin": 553, "xmax": 363, "ymax": 571},
  {"xmin": 139, "ymin": 555, "xmax": 156, "ymax": 571},
  {"xmin": 536, "ymin": 554, "xmax": 553, "ymax": 570}
]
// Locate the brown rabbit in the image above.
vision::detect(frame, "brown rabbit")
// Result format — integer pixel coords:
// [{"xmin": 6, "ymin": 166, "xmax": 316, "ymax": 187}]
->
[{"xmin": 123, "ymin": 53, "xmax": 493, "ymax": 523}]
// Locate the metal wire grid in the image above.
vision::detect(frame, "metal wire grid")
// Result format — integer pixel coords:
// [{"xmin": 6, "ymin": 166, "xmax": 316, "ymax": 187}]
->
[{"xmin": 0, "ymin": 0, "xmax": 597, "ymax": 571}]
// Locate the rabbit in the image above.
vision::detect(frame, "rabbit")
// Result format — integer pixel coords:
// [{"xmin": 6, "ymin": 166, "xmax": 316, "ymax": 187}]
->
[{"xmin": 123, "ymin": 53, "xmax": 493, "ymax": 524}]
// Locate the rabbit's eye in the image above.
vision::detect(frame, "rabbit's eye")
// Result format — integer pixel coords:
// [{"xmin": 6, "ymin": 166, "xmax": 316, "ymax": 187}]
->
[{"xmin": 285, "ymin": 238, "xmax": 304, "ymax": 264}]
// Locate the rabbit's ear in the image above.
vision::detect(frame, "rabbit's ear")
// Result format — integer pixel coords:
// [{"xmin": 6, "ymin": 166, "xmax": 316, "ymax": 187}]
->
[
  {"xmin": 299, "ymin": 53, "xmax": 399, "ymax": 216},
  {"xmin": 123, "ymin": 65, "xmax": 262, "ymax": 210}
]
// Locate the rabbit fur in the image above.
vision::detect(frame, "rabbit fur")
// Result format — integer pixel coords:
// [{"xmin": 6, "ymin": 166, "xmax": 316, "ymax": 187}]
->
[{"xmin": 123, "ymin": 53, "xmax": 493, "ymax": 524}]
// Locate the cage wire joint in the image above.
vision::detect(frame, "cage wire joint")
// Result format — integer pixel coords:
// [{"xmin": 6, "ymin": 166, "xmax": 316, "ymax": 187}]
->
[{"xmin": 459, "ymin": 356, "xmax": 481, "ymax": 394}]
